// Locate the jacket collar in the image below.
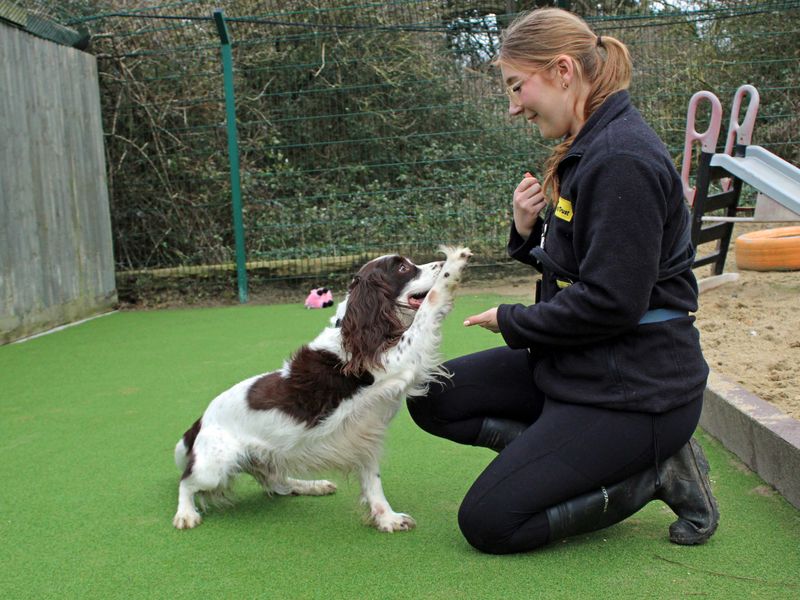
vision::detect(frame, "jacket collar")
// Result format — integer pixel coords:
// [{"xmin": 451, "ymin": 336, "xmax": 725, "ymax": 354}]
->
[{"xmin": 563, "ymin": 90, "xmax": 632, "ymax": 161}]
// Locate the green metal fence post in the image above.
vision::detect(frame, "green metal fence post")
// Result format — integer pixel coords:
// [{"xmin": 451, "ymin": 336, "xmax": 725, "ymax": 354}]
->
[{"xmin": 213, "ymin": 8, "xmax": 248, "ymax": 303}]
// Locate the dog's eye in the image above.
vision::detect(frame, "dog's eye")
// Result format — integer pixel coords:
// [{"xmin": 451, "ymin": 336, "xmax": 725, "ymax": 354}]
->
[{"xmin": 398, "ymin": 263, "xmax": 409, "ymax": 273}]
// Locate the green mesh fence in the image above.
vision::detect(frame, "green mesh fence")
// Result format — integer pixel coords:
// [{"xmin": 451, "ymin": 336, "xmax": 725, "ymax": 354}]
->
[{"xmin": 12, "ymin": 1, "xmax": 800, "ymax": 300}]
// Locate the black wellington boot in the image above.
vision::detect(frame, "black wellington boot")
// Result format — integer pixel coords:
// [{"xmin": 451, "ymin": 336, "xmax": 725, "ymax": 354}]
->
[
  {"xmin": 473, "ymin": 418, "xmax": 528, "ymax": 452},
  {"xmin": 656, "ymin": 438, "xmax": 719, "ymax": 545},
  {"xmin": 546, "ymin": 438, "xmax": 719, "ymax": 545},
  {"xmin": 545, "ymin": 470, "xmax": 655, "ymax": 544}
]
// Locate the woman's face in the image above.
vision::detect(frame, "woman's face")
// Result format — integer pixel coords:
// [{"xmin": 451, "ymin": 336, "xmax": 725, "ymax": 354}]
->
[{"xmin": 501, "ymin": 62, "xmax": 583, "ymax": 139}]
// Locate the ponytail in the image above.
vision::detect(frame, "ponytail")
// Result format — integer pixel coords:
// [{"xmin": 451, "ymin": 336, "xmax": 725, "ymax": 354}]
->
[{"xmin": 497, "ymin": 9, "xmax": 632, "ymax": 204}]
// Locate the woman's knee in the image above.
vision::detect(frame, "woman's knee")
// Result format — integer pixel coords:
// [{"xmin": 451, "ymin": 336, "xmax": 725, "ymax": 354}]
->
[
  {"xmin": 457, "ymin": 497, "xmax": 509, "ymax": 554},
  {"xmin": 406, "ymin": 376, "xmax": 460, "ymax": 436},
  {"xmin": 458, "ymin": 490, "xmax": 550, "ymax": 555},
  {"xmin": 406, "ymin": 395, "xmax": 435, "ymax": 432}
]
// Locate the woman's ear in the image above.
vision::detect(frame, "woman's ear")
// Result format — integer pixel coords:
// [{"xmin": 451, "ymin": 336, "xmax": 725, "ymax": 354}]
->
[{"xmin": 555, "ymin": 55, "xmax": 575, "ymax": 86}]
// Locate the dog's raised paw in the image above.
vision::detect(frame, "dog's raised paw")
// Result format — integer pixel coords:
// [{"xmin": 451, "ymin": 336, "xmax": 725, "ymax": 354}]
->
[
  {"xmin": 439, "ymin": 247, "xmax": 471, "ymax": 286},
  {"xmin": 448, "ymin": 247, "xmax": 471, "ymax": 266},
  {"xmin": 438, "ymin": 245, "xmax": 472, "ymax": 261}
]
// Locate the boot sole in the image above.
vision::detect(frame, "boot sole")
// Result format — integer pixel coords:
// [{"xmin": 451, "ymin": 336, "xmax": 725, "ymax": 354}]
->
[{"xmin": 669, "ymin": 438, "xmax": 720, "ymax": 545}]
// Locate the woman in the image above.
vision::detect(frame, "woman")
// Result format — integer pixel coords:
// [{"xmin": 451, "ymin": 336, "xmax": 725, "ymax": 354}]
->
[{"xmin": 407, "ymin": 8, "xmax": 719, "ymax": 554}]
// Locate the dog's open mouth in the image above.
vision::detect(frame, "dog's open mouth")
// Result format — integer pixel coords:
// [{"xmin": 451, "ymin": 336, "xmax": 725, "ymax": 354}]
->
[{"xmin": 407, "ymin": 291, "xmax": 429, "ymax": 310}]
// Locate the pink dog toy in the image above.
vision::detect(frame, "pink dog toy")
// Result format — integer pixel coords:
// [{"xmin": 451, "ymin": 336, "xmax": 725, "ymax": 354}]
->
[{"xmin": 304, "ymin": 287, "xmax": 334, "ymax": 309}]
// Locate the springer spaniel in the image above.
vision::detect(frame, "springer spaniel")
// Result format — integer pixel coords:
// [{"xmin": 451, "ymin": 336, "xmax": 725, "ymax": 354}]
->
[{"xmin": 173, "ymin": 246, "xmax": 471, "ymax": 532}]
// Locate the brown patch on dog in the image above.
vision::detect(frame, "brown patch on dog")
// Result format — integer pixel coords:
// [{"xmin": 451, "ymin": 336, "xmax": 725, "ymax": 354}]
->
[
  {"xmin": 247, "ymin": 347, "xmax": 374, "ymax": 426},
  {"xmin": 182, "ymin": 418, "xmax": 202, "ymax": 452},
  {"xmin": 182, "ymin": 452, "xmax": 196, "ymax": 480},
  {"xmin": 180, "ymin": 418, "xmax": 202, "ymax": 479}
]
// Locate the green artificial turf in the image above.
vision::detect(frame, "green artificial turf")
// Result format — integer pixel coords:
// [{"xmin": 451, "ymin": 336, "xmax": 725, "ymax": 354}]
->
[{"xmin": 1, "ymin": 295, "xmax": 798, "ymax": 599}]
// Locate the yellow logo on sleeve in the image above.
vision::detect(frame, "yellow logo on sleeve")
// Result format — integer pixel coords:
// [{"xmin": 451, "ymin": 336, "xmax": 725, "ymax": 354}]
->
[{"xmin": 555, "ymin": 197, "xmax": 573, "ymax": 222}]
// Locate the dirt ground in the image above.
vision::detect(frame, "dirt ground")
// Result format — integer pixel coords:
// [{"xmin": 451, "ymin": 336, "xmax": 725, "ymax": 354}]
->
[
  {"xmin": 692, "ymin": 225, "xmax": 800, "ymax": 422},
  {"xmin": 461, "ymin": 222, "xmax": 800, "ymax": 421}
]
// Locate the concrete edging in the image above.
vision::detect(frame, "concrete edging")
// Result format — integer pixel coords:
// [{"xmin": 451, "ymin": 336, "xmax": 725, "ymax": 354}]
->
[{"xmin": 700, "ymin": 370, "xmax": 800, "ymax": 510}]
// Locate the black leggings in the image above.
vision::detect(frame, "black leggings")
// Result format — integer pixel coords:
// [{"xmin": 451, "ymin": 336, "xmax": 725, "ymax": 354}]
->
[{"xmin": 407, "ymin": 346, "xmax": 703, "ymax": 554}]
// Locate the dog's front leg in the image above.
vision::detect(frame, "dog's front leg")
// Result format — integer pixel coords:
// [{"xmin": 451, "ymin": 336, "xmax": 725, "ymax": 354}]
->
[{"xmin": 360, "ymin": 460, "xmax": 415, "ymax": 533}]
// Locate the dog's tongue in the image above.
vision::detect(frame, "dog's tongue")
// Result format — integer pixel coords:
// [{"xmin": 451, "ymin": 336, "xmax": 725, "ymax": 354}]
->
[{"xmin": 408, "ymin": 294, "xmax": 426, "ymax": 309}]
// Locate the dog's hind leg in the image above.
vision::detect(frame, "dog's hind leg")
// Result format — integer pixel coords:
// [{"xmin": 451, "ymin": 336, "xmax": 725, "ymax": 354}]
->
[
  {"xmin": 173, "ymin": 428, "xmax": 240, "ymax": 529},
  {"xmin": 173, "ymin": 477, "xmax": 204, "ymax": 529},
  {"xmin": 265, "ymin": 473, "xmax": 337, "ymax": 497}
]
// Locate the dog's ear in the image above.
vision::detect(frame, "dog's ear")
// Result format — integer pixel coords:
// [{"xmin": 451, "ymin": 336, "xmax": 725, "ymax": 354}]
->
[{"xmin": 340, "ymin": 272, "xmax": 405, "ymax": 376}]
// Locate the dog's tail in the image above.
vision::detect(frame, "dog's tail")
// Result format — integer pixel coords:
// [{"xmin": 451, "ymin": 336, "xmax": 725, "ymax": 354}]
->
[{"xmin": 174, "ymin": 418, "xmax": 202, "ymax": 472}]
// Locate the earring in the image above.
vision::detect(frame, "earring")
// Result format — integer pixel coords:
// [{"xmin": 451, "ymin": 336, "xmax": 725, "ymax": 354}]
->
[{"xmin": 562, "ymin": 81, "xmax": 569, "ymax": 89}]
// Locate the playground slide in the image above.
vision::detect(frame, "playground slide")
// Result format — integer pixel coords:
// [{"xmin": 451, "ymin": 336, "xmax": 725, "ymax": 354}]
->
[{"xmin": 710, "ymin": 146, "xmax": 800, "ymax": 217}]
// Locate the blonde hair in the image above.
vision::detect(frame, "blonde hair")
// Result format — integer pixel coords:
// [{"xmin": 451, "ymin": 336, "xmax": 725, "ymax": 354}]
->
[{"xmin": 496, "ymin": 8, "xmax": 632, "ymax": 204}]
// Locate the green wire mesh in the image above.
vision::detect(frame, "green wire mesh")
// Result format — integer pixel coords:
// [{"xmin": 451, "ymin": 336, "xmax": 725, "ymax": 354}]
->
[{"xmin": 10, "ymin": 1, "xmax": 800, "ymax": 296}]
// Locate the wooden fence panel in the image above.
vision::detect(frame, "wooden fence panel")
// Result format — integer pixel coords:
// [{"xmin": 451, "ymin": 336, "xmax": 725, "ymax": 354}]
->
[{"xmin": 1, "ymin": 22, "xmax": 116, "ymax": 343}]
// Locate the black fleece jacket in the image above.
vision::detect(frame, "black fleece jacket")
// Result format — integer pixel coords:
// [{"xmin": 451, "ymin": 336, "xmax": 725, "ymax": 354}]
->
[{"xmin": 496, "ymin": 90, "xmax": 709, "ymax": 413}]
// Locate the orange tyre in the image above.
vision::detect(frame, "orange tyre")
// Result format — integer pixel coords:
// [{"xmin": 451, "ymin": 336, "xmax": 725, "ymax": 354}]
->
[{"xmin": 734, "ymin": 226, "xmax": 800, "ymax": 271}]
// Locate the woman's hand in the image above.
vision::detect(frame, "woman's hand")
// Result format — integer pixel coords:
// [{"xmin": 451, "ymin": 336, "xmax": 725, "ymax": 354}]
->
[
  {"xmin": 463, "ymin": 307, "xmax": 500, "ymax": 333},
  {"xmin": 513, "ymin": 172, "xmax": 547, "ymax": 239}
]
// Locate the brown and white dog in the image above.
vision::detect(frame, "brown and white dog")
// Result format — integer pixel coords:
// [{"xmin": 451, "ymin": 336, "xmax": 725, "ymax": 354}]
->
[{"xmin": 173, "ymin": 246, "xmax": 471, "ymax": 531}]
